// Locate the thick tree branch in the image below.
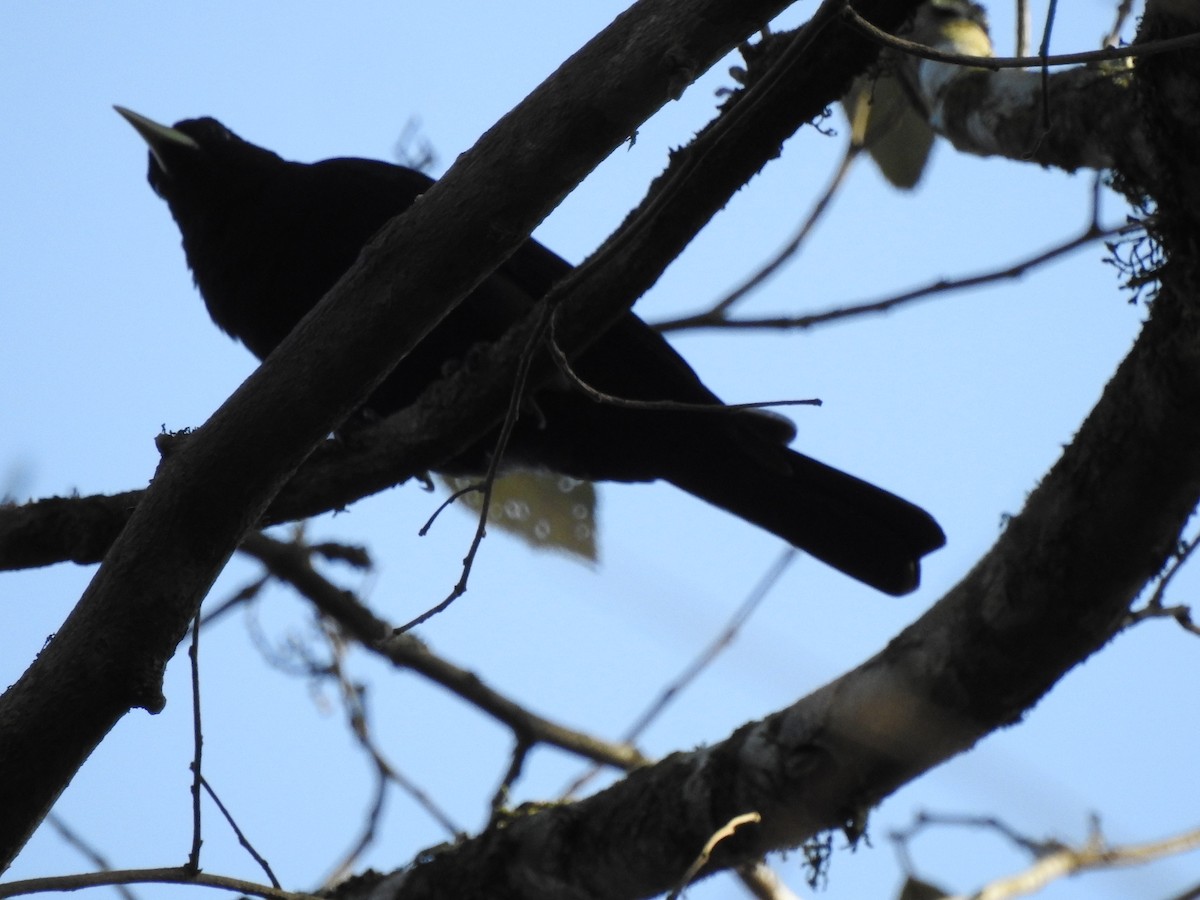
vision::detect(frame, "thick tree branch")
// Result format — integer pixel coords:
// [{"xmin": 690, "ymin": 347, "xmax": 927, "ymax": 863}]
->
[
  {"xmin": 906, "ymin": 61, "xmax": 1153, "ymax": 178},
  {"xmin": 338, "ymin": 164, "xmax": 1200, "ymax": 899},
  {"xmin": 0, "ymin": 0, "xmax": 925, "ymax": 575},
  {"xmin": 2, "ymin": 1, "xmax": 1195, "ymax": 896},
  {"xmin": 331, "ymin": 12, "xmax": 1200, "ymax": 899},
  {"xmin": 0, "ymin": 0, "xmax": 835, "ymax": 870},
  {"xmin": 747, "ymin": 8, "xmax": 1167, "ymax": 182},
  {"xmin": 238, "ymin": 533, "xmax": 646, "ymax": 771},
  {"xmin": 4, "ymin": 0, "xmax": 1196, "ymax": 896}
]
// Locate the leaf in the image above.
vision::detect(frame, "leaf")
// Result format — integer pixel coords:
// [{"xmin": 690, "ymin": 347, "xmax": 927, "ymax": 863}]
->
[{"xmin": 439, "ymin": 471, "xmax": 599, "ymax": 562}]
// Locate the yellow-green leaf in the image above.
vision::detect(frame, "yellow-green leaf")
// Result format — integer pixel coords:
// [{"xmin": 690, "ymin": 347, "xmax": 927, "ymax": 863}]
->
[{"xmin": 439, "ymin": 472, "xmax": 598, "ymax": 562}]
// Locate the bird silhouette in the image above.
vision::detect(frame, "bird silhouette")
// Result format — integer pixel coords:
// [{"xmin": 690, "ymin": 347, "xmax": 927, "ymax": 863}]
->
[{"xmin": 116, "ymin": 107, "xmax": 944, "ymax": 594}]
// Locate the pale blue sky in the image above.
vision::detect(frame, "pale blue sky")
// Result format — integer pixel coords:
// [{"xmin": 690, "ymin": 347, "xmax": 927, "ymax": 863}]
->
[{"xmin": 3, "ymin": 3, "xmax": 1196, "ymax": 898}]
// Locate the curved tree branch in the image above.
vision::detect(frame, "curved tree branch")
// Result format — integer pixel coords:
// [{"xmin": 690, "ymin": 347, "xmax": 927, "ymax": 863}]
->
[
  {"xmin": 334, "ymin": 8, "xmax": 1200, "ymax": 898},
  {"xmin": 5, "ymin": 0, "xmax": 902, "ymax": 870}
]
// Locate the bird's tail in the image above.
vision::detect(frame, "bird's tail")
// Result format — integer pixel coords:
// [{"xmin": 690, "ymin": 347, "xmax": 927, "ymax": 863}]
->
[{"xmin": 666, "ymin": 444, "xmax": 944, "ymax": 595}]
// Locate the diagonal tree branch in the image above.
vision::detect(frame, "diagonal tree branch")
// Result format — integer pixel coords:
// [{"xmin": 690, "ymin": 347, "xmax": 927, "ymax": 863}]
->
[
  {"xmin": 4, "ymin": 1, "xmax": 1197, "ymax": 897},
  {"xmin": 328, "ymin": 9, "xmax": 1200, "ymax": 899},
  {"xmin": 239, "ymin": 532, "xmax": 646, "ymax": 771},
  {"xmin": 353, "ymin": 261, "xmax": 1200, "ymax": 898},
  {"xmin": 0, "ymin": 0, "xmax": 924, "ymax": 576},
  {"xmin": 5, "ymin": 0, "xmax": 895, "ymax": 870}
]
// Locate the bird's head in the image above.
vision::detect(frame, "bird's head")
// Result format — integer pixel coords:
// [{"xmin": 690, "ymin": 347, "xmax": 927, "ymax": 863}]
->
[{"xmin": 114, "ymin": 107, "xmax": 280, "ymax": 203}]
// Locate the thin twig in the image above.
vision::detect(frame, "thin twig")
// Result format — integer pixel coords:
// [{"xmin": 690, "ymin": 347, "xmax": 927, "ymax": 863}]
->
[
  {"xmin": 700, "ymin": 141, "xmax": 861, "ymax": 321},
  {"xmin": 841, "ymin": 2, "xmax": 1200, "ymax": 70},
  {"xmin": 186, "ymin": 609, "xmax": 203, "ymax": 874},
  {"xmin": 562, "ymin": 548, "xmax": 795, "ymax": 798},
  {"xmin": 396, "ymin": 303, "xmax": 554, "ymax": 635},
  {"xmin": 1129, "ymin": 601, "xmax": 1200, "ymax": 635},
  {"xmin": 198, "ymin": 575, "xmax": 268, "ymax": 630},
  {"xmin": 657, "ymin": 221, "xmax": 1127, "ymax": 334},
  {"xmin": 547, "ymin": 323, "xmax": 820, "ymax": 413},
  {"xmin": 198, "ymin": 778, "xmax": 281, "ymax": 889},
  {"xmin": 0, "ymin": 866, "xmax": 319, "ymax": 900},
  {"xmin": 1124, "ymin": 530, "xmax": 1200, "ymax": 635},
  {"xmin": 317, "ymin": 623, "xmax": 461, "ymax": 887},
  {"xmin": 667, "ymin": 812, "xmax": 762, "ymax": 900},
  {"xmin": 389, "ymin": 29, "xmax": 819, "ymax": 626},
  {"xmin": 418, "ymin": 482, "xmax": 484, "ymax": 536},
  {"xmin": 1038, "ymin": 0, "xmax": 1059, "ymax": 137},
  {"xmin": 388, "ymin": 0, "xmax": 856, "ymax": 617},
  {"xmin": 238, "ymin": 532, "xmax": 646, "ymax": 772},
  {"xmin": 488, "ymin": 739, "xmax": 534, "ymax": 823},
  {"xmin": 44, "ymin": 816, "xmax": 138, "ymax": 900},
  {"xmin": 891, "ymin": 810, "xmax": 1068, "ymax": 861},
  {"xmin": 890, "ymin": 811, "xmax": 1200, "ymax": 898},
  {"xmin": 321, "ymin": 764, "xmax": 388, "ymax": 890},
  {"xmin": 946, "ymin": 824, "xmax": 1200, "ymax": 900}
]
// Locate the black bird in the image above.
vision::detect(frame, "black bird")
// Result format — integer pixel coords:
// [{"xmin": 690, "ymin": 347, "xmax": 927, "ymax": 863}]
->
[{"xmin": 116, "ymin": 107, "xmax": 945, "ymax": 595}]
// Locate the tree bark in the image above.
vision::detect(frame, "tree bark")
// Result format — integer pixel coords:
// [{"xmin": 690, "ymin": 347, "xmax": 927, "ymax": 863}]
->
[
  {"xmin": 345, "ymin": 8, "xmax": 1200, "ymax": 899},
  {"xmin": 4, "ymin": 0, "xmax": 922, "ymax": 871},
  {"xmin": 9, "ymin": 2, "xmax": 1191, "ymax": 896}
]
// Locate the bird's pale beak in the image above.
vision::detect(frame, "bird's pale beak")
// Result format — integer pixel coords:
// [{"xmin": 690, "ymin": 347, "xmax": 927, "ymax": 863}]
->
[{"xmin": 114, "ymin": 106, "xmax": 199, "ymax": 172}]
